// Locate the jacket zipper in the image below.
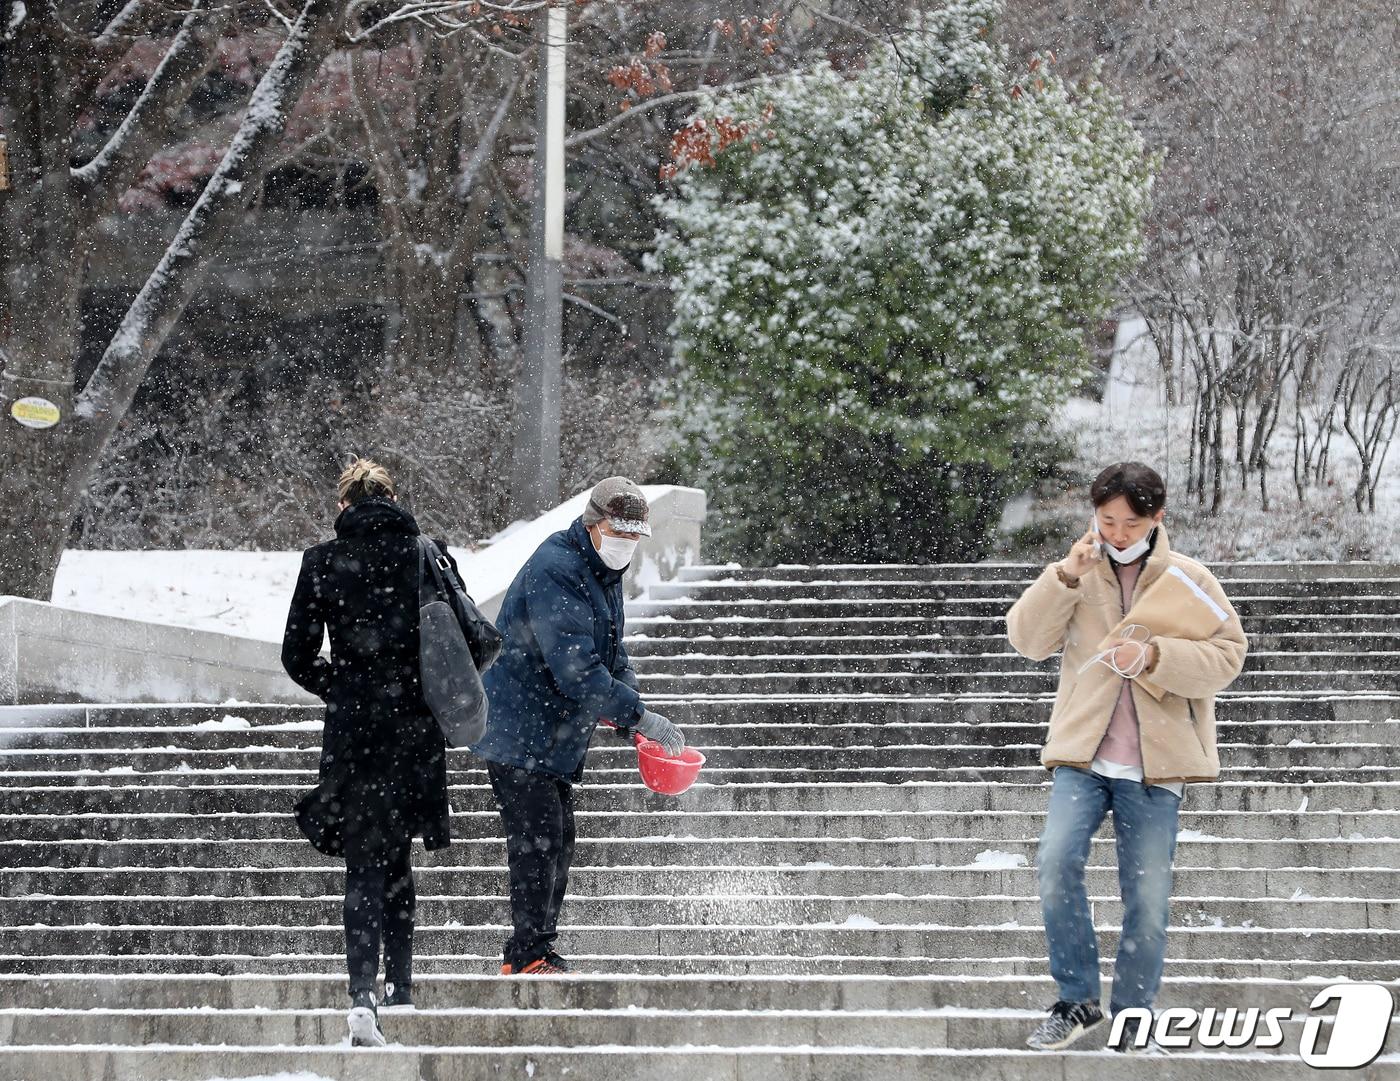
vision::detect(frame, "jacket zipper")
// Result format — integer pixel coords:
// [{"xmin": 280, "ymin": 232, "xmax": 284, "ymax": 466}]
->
[{"xmin": 1113, "ymin": 559, "xmax": 1152, "ymax": 783}]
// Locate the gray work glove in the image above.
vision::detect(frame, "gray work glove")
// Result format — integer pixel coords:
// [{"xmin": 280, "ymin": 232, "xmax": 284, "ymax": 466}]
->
[{"xmin": 636, "ymin": 709, "xmax": 686, "ymax": 758}]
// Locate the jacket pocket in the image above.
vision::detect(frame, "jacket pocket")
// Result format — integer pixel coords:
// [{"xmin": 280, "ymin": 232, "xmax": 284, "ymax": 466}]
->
[{"xmin": 1185, "ymin": 699, "xmax": 1209, "ymax": 758}]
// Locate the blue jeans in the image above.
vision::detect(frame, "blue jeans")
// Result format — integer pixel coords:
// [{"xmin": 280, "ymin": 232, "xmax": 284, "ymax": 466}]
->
[{"xmin": 1037, "ymin": 765, "xmax": 1182, "ymax": 1014}]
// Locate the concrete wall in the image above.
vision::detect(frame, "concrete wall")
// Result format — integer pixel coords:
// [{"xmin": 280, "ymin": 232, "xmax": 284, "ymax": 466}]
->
[
  {"xmin": 0, "ymin": 601, "xmax": 15, "ymax": 705},
  {"xmin": 624, "ymin": 486, "xmax": 709, "ymax": 601},
  {"xmin": 0, "ymin": 598, "xmax": 317, "ymax": 706}
]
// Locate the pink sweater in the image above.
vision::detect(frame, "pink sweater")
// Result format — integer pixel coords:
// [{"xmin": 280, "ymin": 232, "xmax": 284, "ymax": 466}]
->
[{"xmin": 1094, "ymin": 560, "xmax": 1144, "ymax": 767}]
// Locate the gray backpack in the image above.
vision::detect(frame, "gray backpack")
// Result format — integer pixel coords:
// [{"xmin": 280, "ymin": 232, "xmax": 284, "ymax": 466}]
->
[{"xmin": 417, "ymin": 537, "xmax": 496, "ymax": 747}]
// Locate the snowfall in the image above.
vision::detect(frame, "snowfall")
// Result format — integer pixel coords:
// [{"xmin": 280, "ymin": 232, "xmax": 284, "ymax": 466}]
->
[
  {"xmin": 48, "ymin": 485, "xmax": 670, "ymax": 642},
  {"xmin": 45, "ymin": 319, "xmax": 1400, "ymax": 639}
]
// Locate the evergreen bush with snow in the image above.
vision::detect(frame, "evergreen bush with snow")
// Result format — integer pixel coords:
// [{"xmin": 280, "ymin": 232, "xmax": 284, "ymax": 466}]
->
[{"xmin": 652, "ymin": 0, "xmax": 1155, "ymax": 562}]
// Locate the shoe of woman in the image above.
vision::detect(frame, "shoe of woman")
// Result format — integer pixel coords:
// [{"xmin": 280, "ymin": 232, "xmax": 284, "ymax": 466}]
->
[{"xmin": 348, "ymin": 990, "xmax": 387, "ymax": 1047}]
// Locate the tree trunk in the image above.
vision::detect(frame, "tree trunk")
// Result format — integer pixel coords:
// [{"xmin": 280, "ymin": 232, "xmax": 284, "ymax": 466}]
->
[
  {"xmin": 0, "ymin": 0, "xmax": 346, "ymax": 601},
  {"xmin": 385, "ymin": 236, "xmax": 473, "ymax": 376},
  {"xmin": 0, "ymin": 374, "xmax": 86, "ymax": 596},
  {"xmin": 1209, "ymin": 398, "xmax": 1224, "ymax": 514},
  {"xmin": 0, "ymin": 5, "xmax": 86, "ymax": 597}
]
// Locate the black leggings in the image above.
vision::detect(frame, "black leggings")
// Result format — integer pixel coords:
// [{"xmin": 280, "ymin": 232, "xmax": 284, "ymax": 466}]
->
[
  {"xmin": 344, "ymin": 847, "xmax": 415, "ymax": 997},
  {"xmin": 487, "ymin": 761, "xmax": 577, "ymax": 968}
]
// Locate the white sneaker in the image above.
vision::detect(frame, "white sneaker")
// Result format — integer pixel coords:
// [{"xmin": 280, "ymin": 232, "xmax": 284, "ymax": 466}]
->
[{"xmin": 348, "ymin": 991, "xmax": 386, "ymax": 1047}]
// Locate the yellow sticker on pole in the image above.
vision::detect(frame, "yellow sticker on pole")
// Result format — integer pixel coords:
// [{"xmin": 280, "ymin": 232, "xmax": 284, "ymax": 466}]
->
[{"xmin": 10, "ymin": 397, "xmax": 61, "ymax": 430}]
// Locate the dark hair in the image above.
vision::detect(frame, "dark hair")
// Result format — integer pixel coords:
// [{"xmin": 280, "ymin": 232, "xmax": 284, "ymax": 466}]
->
[{"xmin": 1090, "ymin": 462, "xmax": 1166, "ymax": 517}]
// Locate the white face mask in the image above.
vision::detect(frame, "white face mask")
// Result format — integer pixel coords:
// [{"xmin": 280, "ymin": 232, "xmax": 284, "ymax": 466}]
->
[
  {"xmin": 1104, "ymin": 533, "xmax": 1154, "ymax": 564},
  {"xmin": 596, "ymin": 532, "xmax": 638, "ymax": 570}
]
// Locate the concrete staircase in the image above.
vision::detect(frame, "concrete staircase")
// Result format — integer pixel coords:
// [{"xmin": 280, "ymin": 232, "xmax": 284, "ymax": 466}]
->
[{"xmin": 1, "ymin": 562, "xmax": 1398, "ymax": 1079}]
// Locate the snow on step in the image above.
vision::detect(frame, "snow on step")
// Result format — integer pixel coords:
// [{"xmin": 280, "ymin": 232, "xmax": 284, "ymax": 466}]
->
[{"xmin": 2, "ymin": 561, "xmax": 1399, "ymax": 1077}]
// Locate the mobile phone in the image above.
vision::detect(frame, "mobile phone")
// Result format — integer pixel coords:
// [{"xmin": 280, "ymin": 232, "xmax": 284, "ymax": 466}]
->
[{"xmin": 1088, "ymin": 516, "xmax": 1104, "ymax": 558}]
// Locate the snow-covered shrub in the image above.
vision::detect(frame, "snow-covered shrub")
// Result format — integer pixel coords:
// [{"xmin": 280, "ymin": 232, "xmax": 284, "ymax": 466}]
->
[{"xmin": 651, "ymin": 0, "xmax": 1155, "ymax": 562}]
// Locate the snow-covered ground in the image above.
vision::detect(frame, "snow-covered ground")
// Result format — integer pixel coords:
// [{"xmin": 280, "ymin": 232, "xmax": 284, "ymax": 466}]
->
[
  {"xmin": 1040, "ymin": 317, "xmax": 1400, "ymax": 562},
  {"xmin": 51, "ymin": 550, "xmax": 307, "ymax": 643},
  {"xmin": 47, "ymin": 487, "xmax": 657, "ymax": 642}
]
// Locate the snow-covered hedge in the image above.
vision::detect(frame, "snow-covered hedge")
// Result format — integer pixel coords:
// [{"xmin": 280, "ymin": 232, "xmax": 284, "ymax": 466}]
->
[{"xmin": 652, "ymin": 0, "xmax": 1155, "ymax": 561}]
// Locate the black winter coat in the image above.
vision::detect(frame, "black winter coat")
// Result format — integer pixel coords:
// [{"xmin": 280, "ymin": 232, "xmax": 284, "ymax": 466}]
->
[{"xmin": 281, "ymin": 498, "xmax": 453, "ymax": 866}]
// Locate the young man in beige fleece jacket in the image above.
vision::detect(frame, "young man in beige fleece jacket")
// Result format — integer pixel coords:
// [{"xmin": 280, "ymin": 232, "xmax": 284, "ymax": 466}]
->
[{"xmin": 1007, "ymin": 462, "xmax": 1248, "ymax": 1052}]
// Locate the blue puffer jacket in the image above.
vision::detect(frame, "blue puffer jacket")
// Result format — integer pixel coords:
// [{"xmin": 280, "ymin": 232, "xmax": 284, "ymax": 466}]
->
[{"xmin": 472, "ymin": 517, "xmax": 644, "ymax": 781}]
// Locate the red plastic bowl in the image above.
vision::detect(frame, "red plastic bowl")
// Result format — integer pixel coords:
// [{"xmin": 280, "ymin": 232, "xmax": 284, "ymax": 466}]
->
[{"xmin": 634, "ymin": 734, "xmax": 705, "ymax": 795}]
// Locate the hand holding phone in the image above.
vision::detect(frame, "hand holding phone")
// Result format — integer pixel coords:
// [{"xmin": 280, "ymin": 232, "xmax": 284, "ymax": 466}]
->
[{"xmin": 1063, "ymin": 518, "xmax": 1102, "ymax": 578}]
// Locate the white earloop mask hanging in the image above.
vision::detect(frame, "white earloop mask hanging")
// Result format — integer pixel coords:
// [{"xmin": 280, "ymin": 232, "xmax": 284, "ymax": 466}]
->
[{"xmin": 1078, "ymin": 624, "xmax": 1153, "ymax": 679}]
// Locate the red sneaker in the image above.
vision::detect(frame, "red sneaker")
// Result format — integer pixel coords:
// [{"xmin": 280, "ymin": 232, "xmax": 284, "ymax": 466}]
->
[{"xmin": 500, "ymin": 957, "xmax": 566, "ymax": 975}]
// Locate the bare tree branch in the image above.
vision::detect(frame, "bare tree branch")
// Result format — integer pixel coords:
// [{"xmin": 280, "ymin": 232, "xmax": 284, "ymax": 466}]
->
[
  {"xmin": 346, "ymin": 0, "xmax": 546, "ymax": 43},
  {"xmin": 562, "ymin": 290, "xmax": 625, "ymax": 328},
  {"xmin": 454, "ymin": 70, "xmax": 522, "ymax": 200},
  {"xmin": 74, "ymin": 0, "xmax": 347, "ymax": 458},
  {"xmin": 508, "ymin": 76, "xmax": 772, "ymax": 154},
  {"xmin": 92, "ymin": 0, "xmax": 149, "ymax": 50},
  {"xmin": 72, "ymin": 0, "xmax": 233, "ymax": 217},
  {"xmin": 262, "ymin": 0, "xmax": 297, "ymax": 33},
  {"xmin": 348, "ymin": 48, "xmax": 411, "ymax": 204}
]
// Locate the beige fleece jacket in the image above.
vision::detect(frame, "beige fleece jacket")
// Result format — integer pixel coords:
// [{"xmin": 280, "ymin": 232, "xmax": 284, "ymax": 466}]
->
[{"xmin": 1005, "ymin": 526, "xmax": 1248, "ymax": 785}]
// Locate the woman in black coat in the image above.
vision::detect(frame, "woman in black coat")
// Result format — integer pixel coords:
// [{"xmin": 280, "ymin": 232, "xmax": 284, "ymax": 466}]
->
[{"xmin": 281, "ymin": 457, "xmax": 455, "ymax": 1046}]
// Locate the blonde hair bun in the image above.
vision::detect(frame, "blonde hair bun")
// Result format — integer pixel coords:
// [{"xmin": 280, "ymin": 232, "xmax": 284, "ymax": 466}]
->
[{"xmin": 338, "ymin": 456, "xmax": 395, "ymax": 506}]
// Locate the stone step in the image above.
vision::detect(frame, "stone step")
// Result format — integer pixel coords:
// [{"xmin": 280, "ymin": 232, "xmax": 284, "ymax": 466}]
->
[
  {"xmin": 634, "ymin": 670, "xmax": 1400, "ymax": 695},
  {"xmin": 8, "ymin": 694, "xmax": 1398, "ymax": 731},
  {"xmin": 5, "ymin": 924, "xmax": 1395, "ymax": 964},
  {"xmin": 631, "ymin": 596, "xmax": 1400, "ymax": 620},
  {"xmin": 4, "ymin": 1045, "xmax": 1390, "ymax": 1081},
  {"xmin": 3, "ymin": 894, "xmax": 1393, "ymax": 932},
  {"xmin": 6, "ymin": 865, "xmax": 1395, "ymax": 899},
  {"xmin": 676, "ymin": 562, "xmax": 1400, "ymax": 583},
  {"xmin": 0, "ymin": 971, "xmax": 1364, "ymax": 1013},
  {"xmin": 5, "ymin": 950, "xmax": 1394, "ymax": 982},
  {"xmin": 641, "ymin": 695, "xmax": 1400, "ymax": 726},
  {"xmin": 626, "ymin": 651, "xmax": 1400, "ymax": 675},
  {"xmin": 4, "ymin": 835, "xmax": 1396, "ymax": 870},
  {"xmin": 646, "ymin": 578, "xmax": 1400, "ymax": 601},
  {"xmin": 4, "ymin": 778, "xmax": 1395, "ymax": 815},
  {"xmin": 5, "ymin": 718, "xmax": 1394, "ymax": 753},
  {"xmin": 5, "ymin": 806, "xmax": 1392, "ymax": 842},
  {"xmin": 626, "ymin": 632, "xmax": 1400, "ymax": 657},
  {"xmin": 6, "ymin": 766, "xmax": 1399, "ymax": 799},
  {"xmin": 7, "ymin": 557, "xmax": 1400, "ymax": 1076},
  {"xmin": 5, "ymin": 742, "xmax": 1396, "ymax": 777},
  {"xmin": 4, "ymin": 1004, "xmax": 1393, "ymax": 1056},
  {"xmin": 627, "ymin": 613, "xmax": 1400, "ymax": 638}
]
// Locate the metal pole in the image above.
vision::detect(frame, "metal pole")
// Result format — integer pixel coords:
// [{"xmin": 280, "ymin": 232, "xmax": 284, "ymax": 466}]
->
[{"xmin": 509, "ymin": 2, "xmax": 566, "ymax": 519}]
